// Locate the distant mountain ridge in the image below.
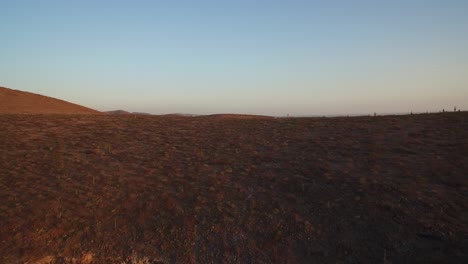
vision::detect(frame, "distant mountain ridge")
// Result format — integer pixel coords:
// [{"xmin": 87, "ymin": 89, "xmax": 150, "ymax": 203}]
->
[
  {"xmin": 206, "ymin": 114, "xmax": 273, "ymax": 119},
  {"xmin": 105, "ymin": 110, "xmax": 131, "ymax": 115},
  {"xmin": 106, "ymin": 110, "xmax": 152, "ymax": 115},
  {"xmin": 0, "ymin": 87, "xmax": 100, "ymax": 114}
]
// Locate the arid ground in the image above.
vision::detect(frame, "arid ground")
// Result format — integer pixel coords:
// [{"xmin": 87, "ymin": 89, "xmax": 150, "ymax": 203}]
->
[{"xmin": 0, "ymin": 113, "xmax": 467, "ymax": 263}]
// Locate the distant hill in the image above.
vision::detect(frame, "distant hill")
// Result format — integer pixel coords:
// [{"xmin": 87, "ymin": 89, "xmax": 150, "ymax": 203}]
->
[
  {"xmin": 106, "ymin": 110, "xmax": 152, "ymax": 115},
  {"xmin": 132, "ymin": 112, "xmax": 152, "ymax": 116},
  {"xmin": 106, "ymin": 110, "xmax": 132, "ymax": 115},
  {"xmin": 205, "ymin": 114, "xmax": 273, "ymax": 119},
  {"xmin": 0, "ymin": 87, "xmax": 100, "ymax": 114}
]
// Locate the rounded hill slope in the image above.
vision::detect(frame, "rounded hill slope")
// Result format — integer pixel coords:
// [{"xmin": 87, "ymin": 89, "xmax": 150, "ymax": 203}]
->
[{"xmin": 0, "ymin": 87, "xmax": 100, "ymax": 114}]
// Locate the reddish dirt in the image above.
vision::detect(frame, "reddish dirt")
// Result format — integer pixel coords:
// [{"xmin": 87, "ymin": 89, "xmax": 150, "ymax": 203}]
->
[
  {"xmin": 0, "ymin": 113, "xmax": 467, "ymax": 263},
  {"xmin": 0, "ymin": 87, "xmax": 100, "ymax": 114}
]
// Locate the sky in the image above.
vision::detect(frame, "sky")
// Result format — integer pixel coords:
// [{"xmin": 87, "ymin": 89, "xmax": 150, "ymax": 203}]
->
[{"xmin": 1, "ymin": 0, "xmax": 467, "ymax": 116}]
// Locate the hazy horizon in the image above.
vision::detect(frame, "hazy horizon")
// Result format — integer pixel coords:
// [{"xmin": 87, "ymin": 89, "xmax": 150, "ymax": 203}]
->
[{"xmin": 1, "ymin": 1, "xmax": 467, "ymax": 116}]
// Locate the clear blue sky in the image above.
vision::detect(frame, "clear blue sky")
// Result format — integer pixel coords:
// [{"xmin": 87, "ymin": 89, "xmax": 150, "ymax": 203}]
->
[{"xmin": 1, "ymin": 0, "xmax": 467, "ymax": 115}]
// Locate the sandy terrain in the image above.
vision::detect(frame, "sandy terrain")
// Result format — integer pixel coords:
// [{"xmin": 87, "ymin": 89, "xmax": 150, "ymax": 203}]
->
[
  {"xmin": 0, "ymin": 113, "xmax": 467, "ymax": 263},
  {"xmin": 0, "ymin": 87, "xmax": 100, "ymax": 114}
]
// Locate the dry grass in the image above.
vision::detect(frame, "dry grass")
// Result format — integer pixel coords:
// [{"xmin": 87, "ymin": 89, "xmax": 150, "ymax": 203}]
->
[{"xmin": 0, "ymin": 112, "xmax": 467, "ymax": 263}]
